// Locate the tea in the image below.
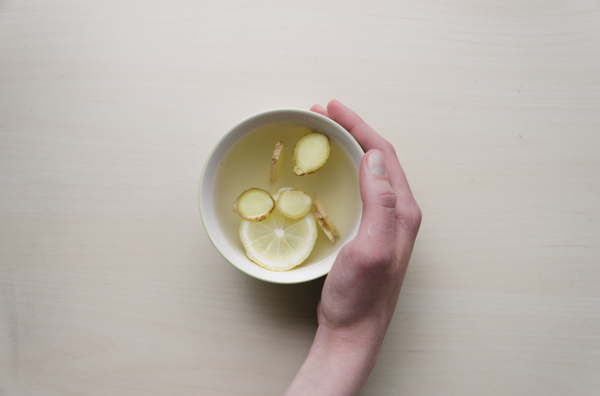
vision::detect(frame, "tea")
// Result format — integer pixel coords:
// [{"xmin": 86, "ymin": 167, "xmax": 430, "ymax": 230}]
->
[{"xmin": 214, "ymin": 122, "xmax": 361, "ymax": 267}]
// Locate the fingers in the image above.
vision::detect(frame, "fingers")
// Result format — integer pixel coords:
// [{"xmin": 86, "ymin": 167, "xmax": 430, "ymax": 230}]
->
[
  {"xmin": 310, "ymin": 104, "xmax": 329, "ymax": 118},
  {"xmin": 352, "ymin": 150, "xmax": 397, "ymax": 267},
  {"xmin": 326, "ymin": 99, "xmax": 417, "ymax": 210},
  {"xmin": 327, "ymin": 100, "xmax": 390, "ymax": 154}
]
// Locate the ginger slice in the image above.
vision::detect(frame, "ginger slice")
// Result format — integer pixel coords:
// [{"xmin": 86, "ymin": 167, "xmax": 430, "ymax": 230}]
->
[
  {"xmin": 276, "ymin": 189, "xmax": 312, "ymax": 219},
  {"xmin": 270, "ymin": 141, "xmax": 285, "ymax": 182},
  {"xmin": 292, "ymin": 132, "xmax": 331, "ymax": 176},
  {"xmin": 312, "ymin": 194, "xmax": 340, "ymax": 241},
  {"xmin": 273, "ymin": 187, "xmax": 293, "ymax": 200},
  {"xmin": 233, "ymin": 188, "xmax": 275, "ymax": 222},
  {"xmin": 313, "ymin": 211, "xmax": 335, "ymax": 243}
]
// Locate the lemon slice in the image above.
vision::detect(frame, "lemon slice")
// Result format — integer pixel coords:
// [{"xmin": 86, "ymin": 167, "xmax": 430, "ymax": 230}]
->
[{"xmin": 239, "ymin": 209, "xmax": 317, "ymax": 271}]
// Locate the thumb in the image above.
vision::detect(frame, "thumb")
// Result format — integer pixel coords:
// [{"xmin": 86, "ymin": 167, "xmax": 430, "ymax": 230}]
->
[{"xmin": 356, "ymin": 150, "xmax": 397, "ymax": 253}]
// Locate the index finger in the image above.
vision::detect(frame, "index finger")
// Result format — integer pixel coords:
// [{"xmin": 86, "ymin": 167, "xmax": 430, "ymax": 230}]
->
[{"xmin": 325, "ymin": 100, "xmax": 417, "ymax": 208}]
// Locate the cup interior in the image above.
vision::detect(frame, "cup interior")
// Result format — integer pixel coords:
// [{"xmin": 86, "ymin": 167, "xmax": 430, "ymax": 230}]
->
[{"xmin": 199, "ymin": 109, "xmax": 363, "ymax": 284}]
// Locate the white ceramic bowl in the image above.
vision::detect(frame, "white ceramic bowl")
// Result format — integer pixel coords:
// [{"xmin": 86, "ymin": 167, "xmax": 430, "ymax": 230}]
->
[{"xmin": 199, "ymin": 109, "xmax": 363, "ymax": 284}]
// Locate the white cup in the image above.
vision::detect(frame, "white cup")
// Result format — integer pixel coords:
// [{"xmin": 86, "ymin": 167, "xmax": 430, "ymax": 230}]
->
[{"xmin": 199, "ymin": 109, "xmax": 363, "ymax": 284}]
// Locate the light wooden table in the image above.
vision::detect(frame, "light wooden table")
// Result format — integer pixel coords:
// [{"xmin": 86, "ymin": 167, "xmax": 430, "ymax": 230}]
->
[{"xmin": 1, "ymin": 1, "xmax": 599, "ymax": 395}]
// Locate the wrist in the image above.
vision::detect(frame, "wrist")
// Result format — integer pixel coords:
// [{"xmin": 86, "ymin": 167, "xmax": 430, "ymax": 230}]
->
[
  {"xmin": 314, "ymin": 321, "xmax": 385, "ymax": 362},
  {"xmin": 283, "ymin": 323, "xmax": 385, "ymax": 396}
]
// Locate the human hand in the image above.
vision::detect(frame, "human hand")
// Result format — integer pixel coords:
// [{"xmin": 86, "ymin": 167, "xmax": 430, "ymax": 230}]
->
[
  {"xmin": 314, "ymin": 99, "xmax": 421, "ymax": 342},
  {"xmin": 284, "ymin": 100, "xmax": 421, "ymax": 396}
]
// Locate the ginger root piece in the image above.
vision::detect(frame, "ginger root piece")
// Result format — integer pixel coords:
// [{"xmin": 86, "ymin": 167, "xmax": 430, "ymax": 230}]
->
[
  {"xmin": 270, "ymin": 141, "xmax": 285, "ymax": 182},
  {"xmin": 313, "ymin": 211, "xmax": 335, "ymax": 243},
  {"xmin": 276, "ymin": 189, "xmax": 312, "ymax": 219},
  {"xmin": 273, "ymin": 187, "xmax": 293, "ymax": 200},
  {"xmin": 233, "ymin": 188, "xmax": 275, "ymax": 221},
  {"xmin": 312, "ymin": 194, "xmax": 340, "ymax": 242},
  {"xmin": 292, "ymin": 132, "xmax": 331, "ymax": 176}
]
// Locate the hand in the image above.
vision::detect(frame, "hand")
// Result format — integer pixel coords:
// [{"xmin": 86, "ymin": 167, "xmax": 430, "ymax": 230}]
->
[
  {"xmin": 284, "ymin": 100, "xmax": 421, "ymax": 396},
  {"xmin": 315, "ymin": 100, "xmax": 421, "ymax": 339}
]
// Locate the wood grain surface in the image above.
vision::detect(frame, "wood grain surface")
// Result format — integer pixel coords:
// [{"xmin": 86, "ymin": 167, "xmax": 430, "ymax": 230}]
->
[{"xmin": 1, "ymin": 0, "xmax": 599, "ymax": 395}]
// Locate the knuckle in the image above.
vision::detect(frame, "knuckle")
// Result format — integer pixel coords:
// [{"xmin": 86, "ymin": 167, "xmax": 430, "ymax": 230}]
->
[
  {"xmin": 380, "ymin": 141, "xmax": 396, "ymax": 157},
  {"xmin": 359, "ymin": 245, "xmax": 395, "ymax": 273},
  {"xmin": 377, "ymin": 189, "xmax": 397, "ymax": 209},
  {"xmin": 340, "ymin": 243, "xmax": 364, "ymax": 266},
  {"xmin": 403, "ymin": 204, "xmax": 422, "ymax": 231},
  {"xmin": 370, "ymin": 249, "xmax": 395, "ymax": 269},
  {"xmin": 342, "ymin": 241, "xmax": 395, "ymax": 274}
]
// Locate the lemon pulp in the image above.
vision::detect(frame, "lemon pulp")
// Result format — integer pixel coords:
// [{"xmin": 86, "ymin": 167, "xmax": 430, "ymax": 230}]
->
[{"xmin": 239, "ymin": 209, "xmax": 317, "ymax": 271}]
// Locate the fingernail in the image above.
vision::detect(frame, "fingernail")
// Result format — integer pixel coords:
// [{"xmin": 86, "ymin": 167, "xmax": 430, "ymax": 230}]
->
[{"xmin": 367, "ymin": 150, "xmax": 387, "ymax": 176}]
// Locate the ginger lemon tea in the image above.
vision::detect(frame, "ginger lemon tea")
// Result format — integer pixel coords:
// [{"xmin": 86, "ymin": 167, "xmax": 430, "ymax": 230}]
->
[
  {"xmin": 214, "ymin": 122, "xmax": 361, "ymax": 270},
  {"xmin": 200, "ymin": 109, "xmax": 363, "ymax": 283}
]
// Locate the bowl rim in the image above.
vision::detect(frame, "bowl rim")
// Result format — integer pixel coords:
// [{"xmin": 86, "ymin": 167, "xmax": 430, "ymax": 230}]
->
[{"xmin": 199, "ymin": 108, "xmax": 364, "ymax": 284}]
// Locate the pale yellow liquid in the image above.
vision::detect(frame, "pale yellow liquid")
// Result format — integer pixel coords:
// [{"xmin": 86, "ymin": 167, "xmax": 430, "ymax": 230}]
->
[{"xmin": 214, "ymin": 122, "xmax": 361, "ymax": 268}]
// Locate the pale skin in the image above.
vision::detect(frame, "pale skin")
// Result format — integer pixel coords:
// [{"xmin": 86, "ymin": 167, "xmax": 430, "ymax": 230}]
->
[{"xmin": 283, "ymin": 100, "xmax": 422, "ymax": 396}]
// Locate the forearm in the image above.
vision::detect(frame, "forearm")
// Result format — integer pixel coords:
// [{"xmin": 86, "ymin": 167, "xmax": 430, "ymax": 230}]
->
[{"xmin": 283, "ymin": 324, "xmax": 384, "ymax": 396}]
